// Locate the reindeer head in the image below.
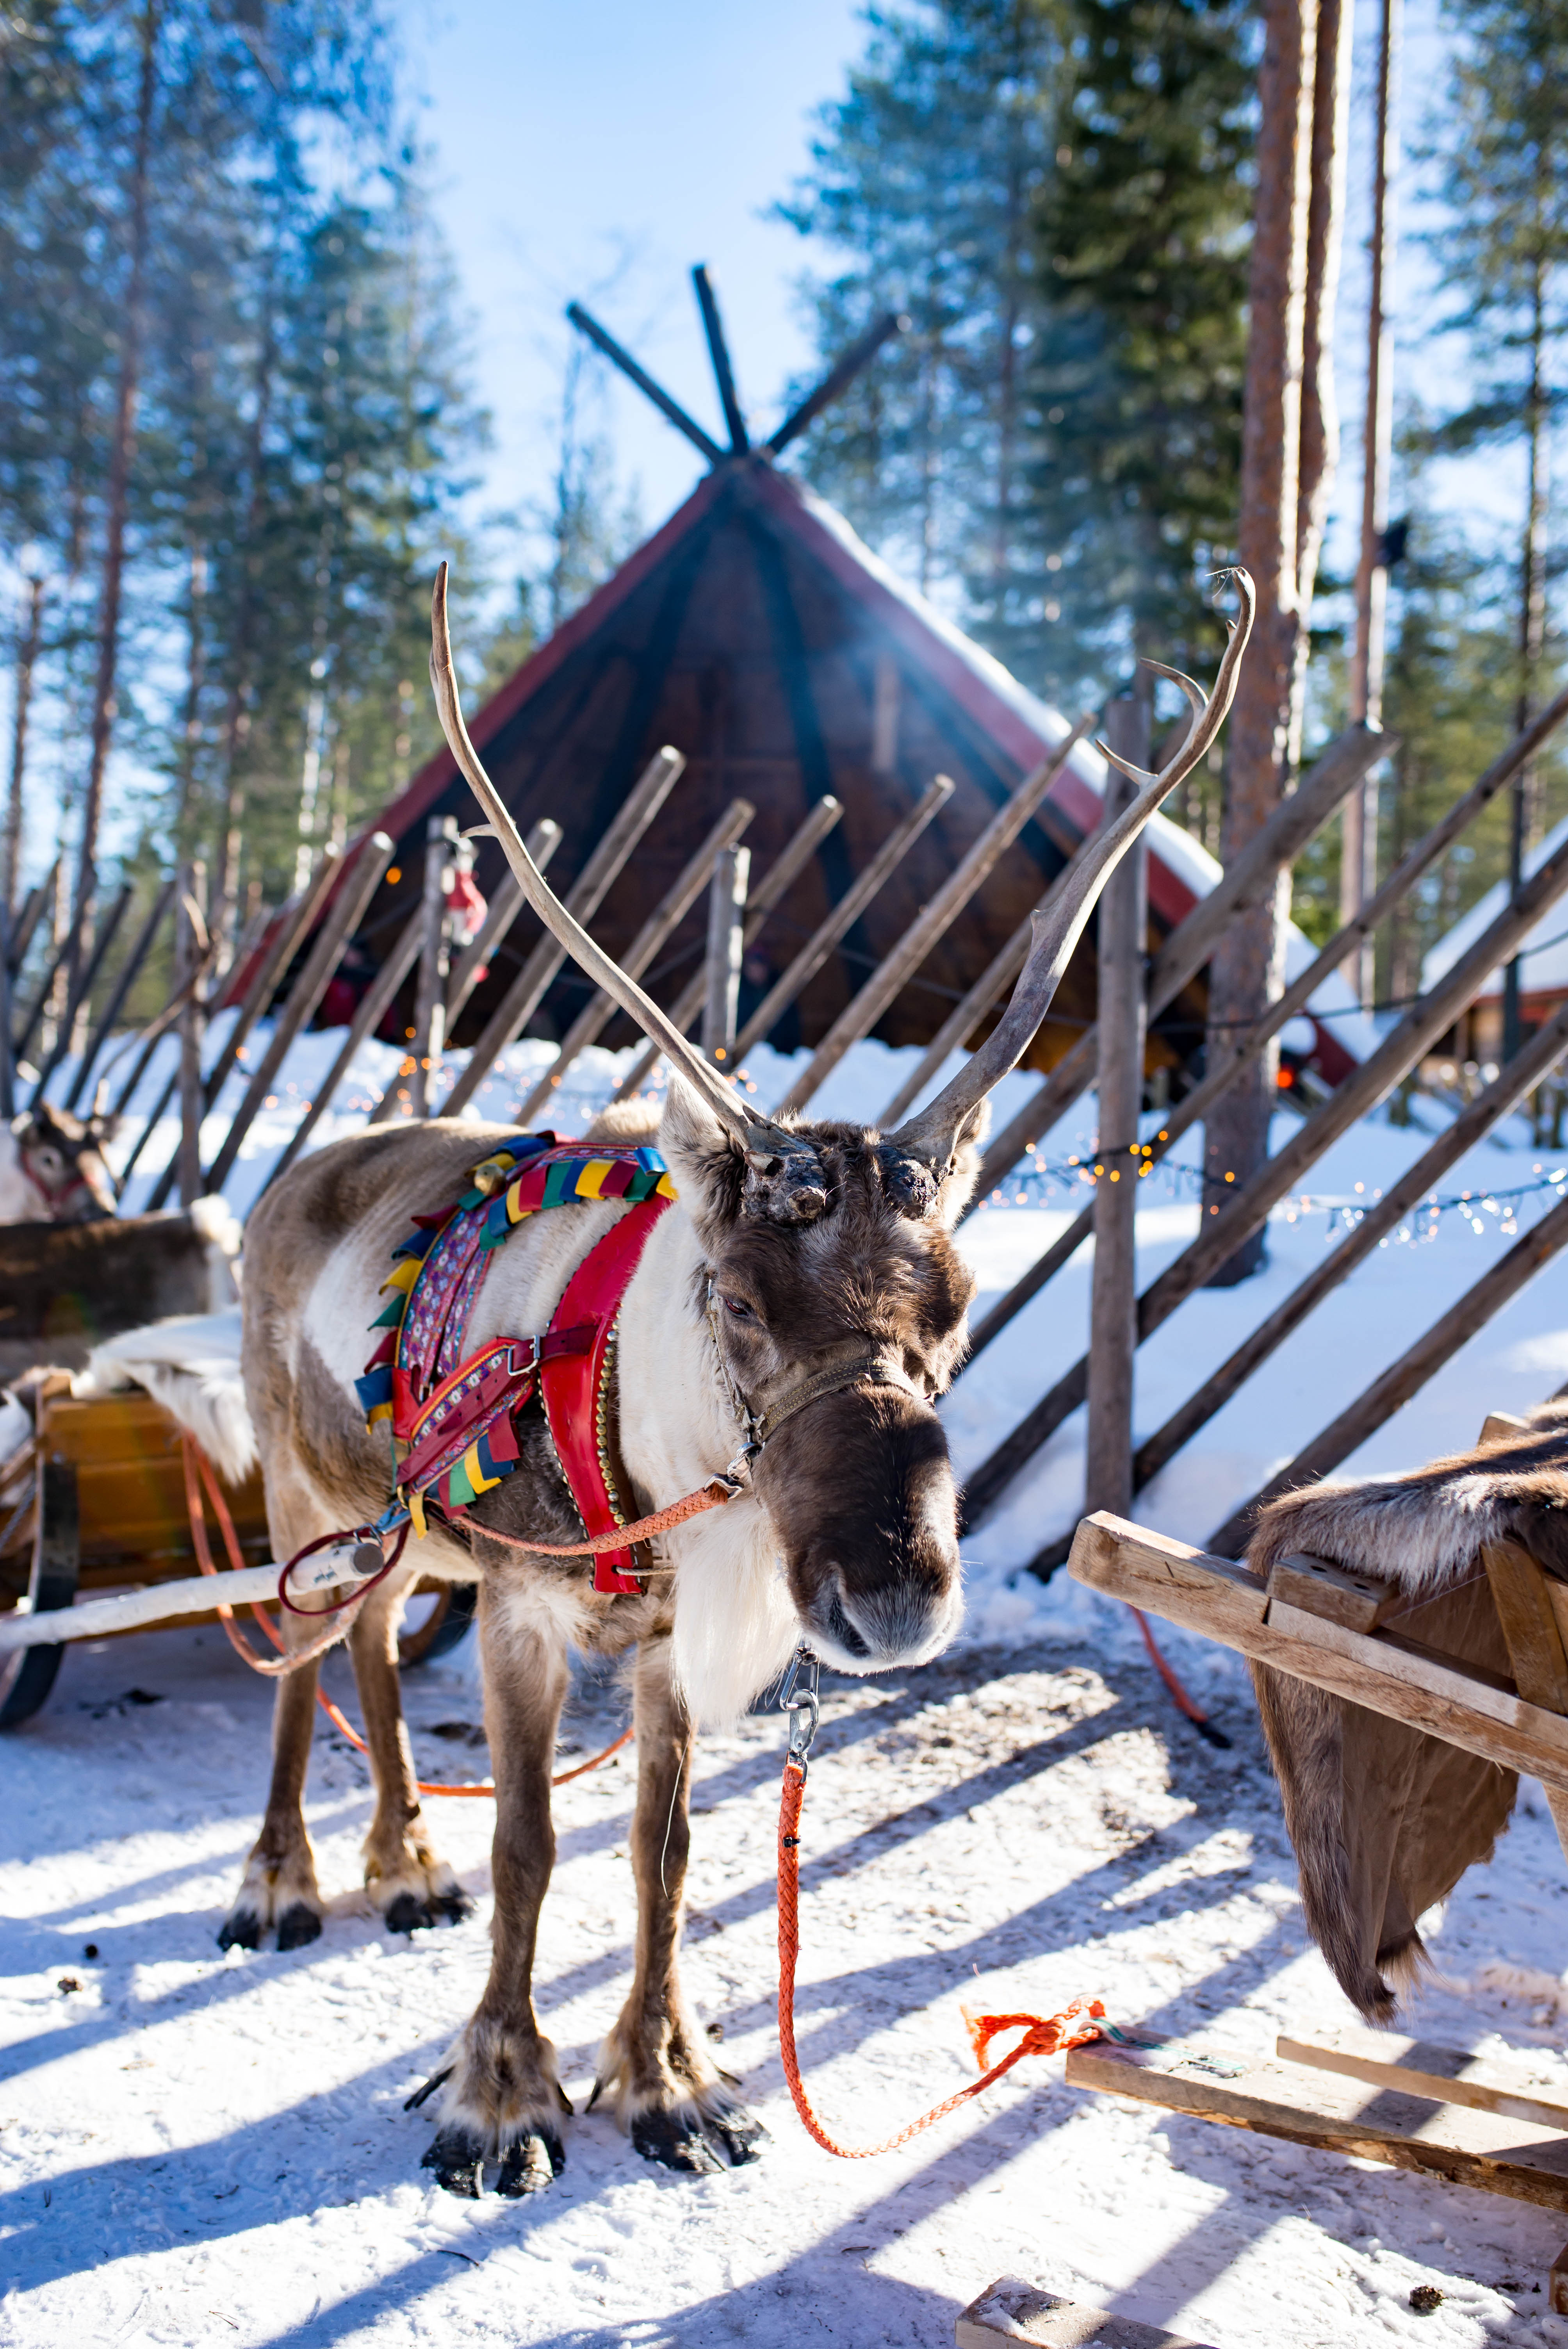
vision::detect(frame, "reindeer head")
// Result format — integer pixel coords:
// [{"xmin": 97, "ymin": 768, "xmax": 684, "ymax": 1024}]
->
[
  {"xmin": 428, "ymin": 561, "xmax": 1252, "ymax": 1674},
  {"xmin": 12, "ymin": 1102, "xmax": 118, "ymax": 1223}
]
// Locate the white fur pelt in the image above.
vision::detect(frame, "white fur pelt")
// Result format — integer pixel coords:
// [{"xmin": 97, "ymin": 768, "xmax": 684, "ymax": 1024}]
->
[
  {"xmin": 1245, "ymin": 1392, "xmax": 1568, "ymax": 2023},
  {"xmin": 75, "ymin": 1307, "xmax": 257, "ymax": 1483}
]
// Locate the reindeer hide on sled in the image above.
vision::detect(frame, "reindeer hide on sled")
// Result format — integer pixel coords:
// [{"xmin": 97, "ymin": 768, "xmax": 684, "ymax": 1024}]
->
[{"xmin": 1244, "ymin": 1395, "xmax": 1568, "ymax": 2023}]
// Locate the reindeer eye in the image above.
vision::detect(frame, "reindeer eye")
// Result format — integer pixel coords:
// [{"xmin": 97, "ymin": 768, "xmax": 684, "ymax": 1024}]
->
[{"xmin": 720, "ymin": 1293, "xmax": 754, "ymax": 1322}]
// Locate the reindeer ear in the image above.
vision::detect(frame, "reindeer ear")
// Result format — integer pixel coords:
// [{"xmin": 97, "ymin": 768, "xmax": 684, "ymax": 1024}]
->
[
  {"xmin": 934, "ymin": 1098, "xmax": 991, "ymax": 1227},
  {"xmin": 659, "ymin": 1074, "xmax": 744, "ymax": 1245}
]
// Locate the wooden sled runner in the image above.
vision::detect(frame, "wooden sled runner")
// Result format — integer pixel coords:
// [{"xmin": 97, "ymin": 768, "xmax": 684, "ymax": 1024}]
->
[{"xmin": 1064, "ymin": 1414, "xmax": 1568, "ymax": 2310}]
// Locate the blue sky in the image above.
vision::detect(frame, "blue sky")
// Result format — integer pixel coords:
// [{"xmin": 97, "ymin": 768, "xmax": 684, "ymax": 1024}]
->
[{"xmin": 395, "ymin": 0, "xmax": 868, "ymax": 562}]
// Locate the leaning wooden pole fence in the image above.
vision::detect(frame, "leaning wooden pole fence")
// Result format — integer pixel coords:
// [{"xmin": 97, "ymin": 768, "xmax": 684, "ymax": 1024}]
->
[
  {"xmin": 961, "ymin": 817, "xmax": 1568, "ymax": 1530},
  {"xmin": 409, "ymin": 816, "xmax": 457, "ymax": 1117},
  {"xmin": 63, "ymin": 875, "xmax": 176, "ymax": 1110},
  {"xmin": 30, "ymin": 882, "xmax": 133, "ymax": 1098},
  {"xmin": 204, "ymin": 835, "xmax": 396, "ymax": 1195},
  {"xmin": 1129, "ymin": 994, "xmax": 1568, "ymax": 1516},
  {"xmin": 516, "ymin": 800, "xmax": 754, "ymax": 1126},
  {"xmin": 966, "ymin": 690, "xmax": 1568, "ymax": 1369},
  {"xmin": 777, "ymin": 721, "xmax": 1096, "ymax": 1117},
  {"xmin": 442, "ymin": 747, "xmax": 686, "ymax": 1119},
  {"xmin": 965, "ymin": 721, "xmax": 1392, "ymax": 1209},
  {"xmin": 276, "ymin": 820, "xmax": 564, "ymax": 1174},
  {"xmin": 608, "ymin": 794, "xmax": 844, "ymax": 1105},
  {"xmin": 1207, "ymin": 1188, "xmax": 1568, "ymax": 1560},
  {"xmin": 144, "ymin": 849, "xmax": 347, "ymax": 1211}
]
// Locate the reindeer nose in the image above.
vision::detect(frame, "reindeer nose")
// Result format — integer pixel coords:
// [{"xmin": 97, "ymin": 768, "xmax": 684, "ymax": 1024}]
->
[{"xmin": 806, "ymin": 1559, "xmax": 961, "ymax": 1675}]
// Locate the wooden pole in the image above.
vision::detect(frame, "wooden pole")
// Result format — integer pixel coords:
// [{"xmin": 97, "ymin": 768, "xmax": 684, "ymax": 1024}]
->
[
  {"xmin": 445, "ymin": 819, "xmax": 564, "ymax": 1031},
  {"xmin": 203, "ymin": 834, "xmax": 394, "ymax": 1194},
  {"xmin": 362, "ymin": 820, "xmax": 563, "ymax": 1129},
  {"xmin": 1085, "ymin": 700, "xmax": 1148, "ymax": 1520},
  {"xmin": 970, "ymin": 721, "xmax": 1389, "ymax": 1206},
  {"xmin": 176, "ymin": 861, "xmax": 205, "ymax": 1205},
  {"xmin": 779, "ymin": 719, "xmax": 1096, "ymax": 1117},
  {"xmin": 0, "ymin": 903, "xmax": 12, "ymax": 1121},
  {"xmin": 517, "ymin": 800, "xmax": 754, "ymax": 1126},
  {"xmin": 63, "ymin": 875, "xmax": 176, "ymax": 1111},
  {"xmin": 1130, "ymin": 994, "xmax": 1568, "ymax": 1514},
  {"xmin": 961, "ymin": 819, "xmax": 1568, "ymax": 1529},
  {"xmin": 442, "ymin": 747, "xmax": 686, "ymax": 1121},
  {"xmin": 410, "ymin": 815, "xmax": 456, "ymax": 1117},
  {"xmin": 701, "ymin": 846, "xmax": 750, "ymax": 1067},
  {"xmin": 609, "ymin": 794, "xmax": 845, "ymax": 1103},
  {"xmin": 1207, "ymin": 1191, "xmax": 1568, "ymax": 1558},
  {"xmin": 1345, "ymin": 0, "xmax": 1402, "ymax": 1006}
]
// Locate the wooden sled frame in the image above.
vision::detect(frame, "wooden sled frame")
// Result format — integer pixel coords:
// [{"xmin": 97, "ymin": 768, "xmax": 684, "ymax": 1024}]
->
[
  {"xmin": 1065, "ymin": 1410, "xmax": 1568, "ymax": 2311},
  {"xmin": 0, "ymin": 1383, "xmax": 473, "ymax": 1725}
]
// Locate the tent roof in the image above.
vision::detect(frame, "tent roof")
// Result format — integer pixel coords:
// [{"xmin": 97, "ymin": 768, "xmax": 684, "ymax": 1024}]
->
[{"xmin": 1424, "ymin": 808, "xmax": 1568, "ymax": 1005}]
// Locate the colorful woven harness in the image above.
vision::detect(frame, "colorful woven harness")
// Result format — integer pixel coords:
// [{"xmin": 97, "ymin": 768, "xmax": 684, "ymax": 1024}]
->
[{"xmin": 353, "ymin": 1132, "xmax": 677, "ymax": 1595}]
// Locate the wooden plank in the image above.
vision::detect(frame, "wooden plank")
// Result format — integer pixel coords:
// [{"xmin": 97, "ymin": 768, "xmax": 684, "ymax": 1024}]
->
[
  {"xmin": 1483, "ymin": 1538, "xmax": 1568, "ymax": 1864},
  {"xmin": 1066, "ymin": 1512, "xmax": 1568, "ymax": 1791},
  {"xmin": 1278, "ymin": 2025, "xmax": 1568, "ymax": 2133},
  {"xmin": 955, "ymin": 2276, "xmax": 1214, "ymax": 2349},
  {"xmin": 410, "ymin": 816, "xmax": 454, "ymax": 1116},
  {"xmin": 1266, "ymin": 1550, "xmax": 1401, "ymax": 1632},
  {"xmin": 1066, "ymin": 2035, "xmax": 1568, "ymax": 2213}
]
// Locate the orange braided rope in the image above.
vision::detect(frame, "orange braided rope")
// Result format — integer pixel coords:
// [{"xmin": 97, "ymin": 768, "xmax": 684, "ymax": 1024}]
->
[
  {"xmin": 775, "ymin": 1752, "xmax": 1105, "ymax": 2157},
  {"xmin": 180, "ymin": 1435, "xmax": 631, "ymax": 1796},
  {"xmin": 452, "ymin": 1473, "xmax": 738, "ymax": 1556}
]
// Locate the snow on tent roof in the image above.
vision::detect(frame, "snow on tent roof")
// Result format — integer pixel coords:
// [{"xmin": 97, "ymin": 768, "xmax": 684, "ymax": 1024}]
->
[{"xmin": 1422, "ymin": 806, "xmax": 1568, "ymax": 1003}]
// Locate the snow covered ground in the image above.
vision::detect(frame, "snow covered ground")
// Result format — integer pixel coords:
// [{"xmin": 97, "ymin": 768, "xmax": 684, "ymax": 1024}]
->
[{"xmin": 5, "ymin": 1020, "xmax": 1568, "ymax": 2344}]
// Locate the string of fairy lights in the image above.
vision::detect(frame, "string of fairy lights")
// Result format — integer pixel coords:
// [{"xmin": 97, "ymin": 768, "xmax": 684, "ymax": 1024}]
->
[{"xmin": 984, "ymin": 1142, "xmax": 1568, "ymax": 1244}]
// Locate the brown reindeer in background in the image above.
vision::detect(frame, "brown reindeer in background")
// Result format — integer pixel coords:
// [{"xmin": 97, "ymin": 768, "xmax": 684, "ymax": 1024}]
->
[{"xmin": 219, "ymin": 565, "xmax": 1251, "ymax": 2197}]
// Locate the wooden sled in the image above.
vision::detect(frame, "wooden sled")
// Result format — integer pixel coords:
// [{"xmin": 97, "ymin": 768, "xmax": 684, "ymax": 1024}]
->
[
  {"xmin": 0, "ymin": 1380, "xmax": 472, "ymax": 1726},
  {"xmin": 1063, "ymin": 1411, "xmax": 1568, "ymax": 2309}
]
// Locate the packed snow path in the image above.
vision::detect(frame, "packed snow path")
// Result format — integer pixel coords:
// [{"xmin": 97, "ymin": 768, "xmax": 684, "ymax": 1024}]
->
[{"xmin": 7, "ymin": 1616, "xmax": 1568, "ymax": 2347}]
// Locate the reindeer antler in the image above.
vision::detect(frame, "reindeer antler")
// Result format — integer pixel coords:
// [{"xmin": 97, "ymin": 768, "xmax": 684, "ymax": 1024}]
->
[
  {"xmin": 884, "ymin": 569, "xmax": 1254, "ymax": 1188},
  {"xmin": 429, "ymin": 566, "xmax": 832, "ymax": 1218}
]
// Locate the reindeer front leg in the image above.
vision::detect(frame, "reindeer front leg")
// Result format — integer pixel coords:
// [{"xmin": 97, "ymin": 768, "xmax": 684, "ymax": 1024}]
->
[
  {"xmin": 593, "ymin": 1637, "xmax": 768, "ymax": 2171},
  {"xmin": 347, "ymin": 1574, "xmax": 470, "ymax": 1934},
  {"xmin": 417, "ymin": 1578, "xmax": 573, "ymax": 2198},
  {"xmin": 218, "ymin": 1639, "xmax": 326, "ymax": 1951}
]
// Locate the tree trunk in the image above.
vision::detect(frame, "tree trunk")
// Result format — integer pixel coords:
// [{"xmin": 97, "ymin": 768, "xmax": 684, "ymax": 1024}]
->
[
  {"xmin": 1203, "ymin": 0, "xmax": 1321, "ymax": 1286},
  {"xmin": 214, "ymin": 293, "xmax": 277, "ymax": 968},
  {"xmin": 5, "ymin": 576, "xmax": 45, "ymax": 920},
  {"xmin": 1503, "ymin": 261, "xmax": 1549, "ymax": 1063},
  {"xmin": 76, "ymin": 0, "xmax": 160, "ymax": 958}
]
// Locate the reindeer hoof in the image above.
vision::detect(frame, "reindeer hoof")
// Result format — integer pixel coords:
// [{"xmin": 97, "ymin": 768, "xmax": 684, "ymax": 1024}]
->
[
  {"xmin": 216, "ymin": 1909, "xmax": 264, "ymax": 1953},
  {"xmin": 421, "ymin": 2126, "xmax": 485, "ymax": 2198},
  {"xmin": 276, "ymin": 1902, "xmax": 323, "ymax": 1951},
  {"xmin": 495, "ymin": 2130, "xmax": 566, "ymax": 2197},
  {"xmin": 707, "ymin": 2105, "xmax": 769, "ymax": 2165},
  {"xmin": 630, "ymin": 2110, "xmax": 725, "ymax": 2174},
  {"xmin": 380, "ymin": 1885, "xmax": 471, "ymax": 1937}
]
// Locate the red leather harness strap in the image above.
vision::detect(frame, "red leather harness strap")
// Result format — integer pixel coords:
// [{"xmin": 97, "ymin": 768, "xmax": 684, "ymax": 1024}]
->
[{"xmin": 538, "ymin": 1194, "xmax": 672, "ymax": 1594}]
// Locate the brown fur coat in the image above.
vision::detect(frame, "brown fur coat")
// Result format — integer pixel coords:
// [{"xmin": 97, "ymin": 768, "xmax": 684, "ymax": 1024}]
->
[{"xmin": 1245, "ymin": 1394, "xmax": 1568, "ymax": 2021}]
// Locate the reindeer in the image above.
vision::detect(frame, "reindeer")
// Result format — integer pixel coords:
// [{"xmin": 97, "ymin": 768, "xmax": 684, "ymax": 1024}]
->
[
  {"xmin": 0, "ymin": 1102, "xmax": 116, "ymax": 1223},
  {"xmin": 218, "ymin": 565, "xmax": 1251, "ymax": 2198}
]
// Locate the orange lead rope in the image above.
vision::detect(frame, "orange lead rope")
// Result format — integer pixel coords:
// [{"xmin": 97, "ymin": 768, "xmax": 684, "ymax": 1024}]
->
[{"xmin": 773, "ymin": 1648, "xmax": 1106, "ymax": 2158}]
